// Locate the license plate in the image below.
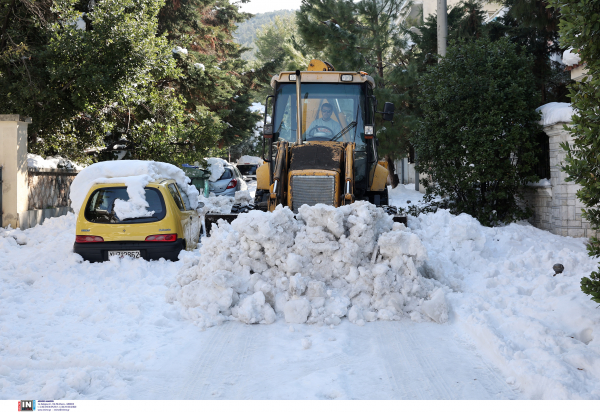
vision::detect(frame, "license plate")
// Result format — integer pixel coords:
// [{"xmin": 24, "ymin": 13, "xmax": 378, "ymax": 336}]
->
[{"xmin": 108, "ymin": 250, "xmax": 141, "ymax": 259}]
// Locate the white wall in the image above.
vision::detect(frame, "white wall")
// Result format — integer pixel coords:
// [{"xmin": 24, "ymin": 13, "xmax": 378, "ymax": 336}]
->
[
  {"xmin": 0, "ymin": 115, "xmax": 30, "ymax": 228},
  {"xmin": 523, "ymin": 122, "xmax": 595, "ymax": 238}
]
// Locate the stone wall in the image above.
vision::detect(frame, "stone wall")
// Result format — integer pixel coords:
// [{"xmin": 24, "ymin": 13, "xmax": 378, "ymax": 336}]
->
[
  {"xmin": 523, "ymin": 122, "xmax": 597, "ymax": 238},
  {"xmin": 27, "ymin": 168, "xmax": 78, "ymax": 210}
]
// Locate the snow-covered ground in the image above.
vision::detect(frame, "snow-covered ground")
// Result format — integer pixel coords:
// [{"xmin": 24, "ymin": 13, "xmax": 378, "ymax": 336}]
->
[{"xmin": 1, "ymin": 184, "xmax": 599, "ymax": 399}]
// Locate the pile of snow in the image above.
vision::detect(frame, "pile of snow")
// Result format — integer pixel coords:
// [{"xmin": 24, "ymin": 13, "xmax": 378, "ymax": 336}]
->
[
  {"xmin": 0, "ymin": 214, "xmax": 199, "ymax": 399},
  {"xmin": 205, "ymin": 157, "xmax": 230, "ymax": 182},
  {"xmin": 168, "ymin": 201, "xmax": 449, "ymax": 329},
  {"xmin": 563, "ymin": 48, "xmax": 581, "ymax": 66},
  {"xmin": 537, "ymin": 102, "xmax": 574, "ymax": 126},
  {"xmin": 197, "ymin": 190, "xmax": 252, "ymax": 214},
  {"xmin": 172, "ymin": 46, "xmax": 188, "ymax": 55},
  {"xmin": 194, "ymin": 62, "xmax": 205, "ymax": 70},
  {"xmin": 69, "ymin": 160, "xmax": 199, "ymax": 219},
  {"xmin": 27, "ymin": 154, "xmax": 84, "ymax": 171},
  {"xmin": 236, "ymin": 155, "xmax": 264, "ymax": 165},
  {"xmin": 411, "ymin": 210, "xmax": 600, "ymax": 399}
]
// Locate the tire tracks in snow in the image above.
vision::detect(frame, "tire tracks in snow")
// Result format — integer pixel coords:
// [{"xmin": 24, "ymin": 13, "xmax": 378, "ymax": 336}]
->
[{"xmin": 375, "ymin": 321, "xmax": 520, "ymax": 399}]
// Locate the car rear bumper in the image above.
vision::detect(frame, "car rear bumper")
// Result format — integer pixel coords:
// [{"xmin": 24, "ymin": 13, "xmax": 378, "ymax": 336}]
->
[
  {"xmin": 210, "ymin": 188, "xmax": 237, "ymax": 197},
  {"xmin": 73, "ymin": 239, "xmax": 185, "ymax": 262}
]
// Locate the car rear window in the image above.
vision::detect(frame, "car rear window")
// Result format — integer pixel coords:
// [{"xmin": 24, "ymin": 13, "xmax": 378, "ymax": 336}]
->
[
  {"xmin": 84, "ymin": 187, "xmax": 166, "ymax": 224},
  {"xmin": 237, "ymin": 165, "xmax": 257, "ymax": 175},
  {"xmin": 218, "ymin": 168, "xmax": 233, "ymax": 180}
]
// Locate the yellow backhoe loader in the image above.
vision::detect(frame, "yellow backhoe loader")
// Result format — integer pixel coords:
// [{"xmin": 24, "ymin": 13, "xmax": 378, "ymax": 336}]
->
[{"xmin": 205, "ymin": 60, "xmax": 406, "ymax": 233}]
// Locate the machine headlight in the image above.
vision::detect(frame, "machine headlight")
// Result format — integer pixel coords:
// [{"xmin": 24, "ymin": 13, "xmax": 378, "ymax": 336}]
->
[
  {"xmin": 341, "ymin": 74, "xmax": 353, "ymax": 82},
  {"xmin": 289, "ymin": 74, "xmax": 297, "ymax": 81},
  {"xmin": 364, "ymin": 125, "xmax": 374, "ymax": 135}
]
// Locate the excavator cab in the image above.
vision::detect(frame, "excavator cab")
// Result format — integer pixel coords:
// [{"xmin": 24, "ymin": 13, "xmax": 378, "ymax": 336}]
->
[
  {"xmin": 255, "ymin": 60, "xmax": 397, "ymax": 211},
  {"xmin": 203, "ymin": 60, "xmax": 405, "ymax": 235}
]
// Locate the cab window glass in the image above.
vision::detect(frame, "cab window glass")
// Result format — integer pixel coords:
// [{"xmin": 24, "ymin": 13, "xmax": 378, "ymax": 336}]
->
[
  {"xmin": 168, "ymin": 184, "xmax": 186, "ymax": 211},
  {"xmin": 177, "ymin": 184, "xmax": 192, "ymax": 210},
  {"xmin": 273, "ymin": 83, "xmax": 367, "ymax": 150},
  {"xmin": 84, "ymin": 187, "xmax": 166, "ymax": 224}
]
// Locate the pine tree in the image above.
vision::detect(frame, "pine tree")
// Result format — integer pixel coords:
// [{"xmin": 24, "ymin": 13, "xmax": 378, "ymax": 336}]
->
[
  {"xmin": 496, "ymin": 0, "xmax": 569, "ymax": 105},
  {"xmin": 156, "ymin": 0, "xmax": 262, "ymax": 155},
  {"xmin": 297, "ymin": 0, "xmax": 415, "ymax": 181}
]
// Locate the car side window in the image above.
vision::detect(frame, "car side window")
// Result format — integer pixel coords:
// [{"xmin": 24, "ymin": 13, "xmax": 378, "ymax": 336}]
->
[
  {"xmin": 176, "ymin": 184, "xmax": 192, "ymax": 210},
  {"xmin": 168, "ymin": 183, "xmax": 186, "ymax": 211}
]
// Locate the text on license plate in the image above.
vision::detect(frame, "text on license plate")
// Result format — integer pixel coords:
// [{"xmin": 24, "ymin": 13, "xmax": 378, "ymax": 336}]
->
[{"xmin": 108, "ymin": 250, "xmax": 141, "ymax": 258}]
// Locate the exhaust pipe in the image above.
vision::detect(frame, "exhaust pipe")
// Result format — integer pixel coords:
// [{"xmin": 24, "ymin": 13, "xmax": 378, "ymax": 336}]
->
[{"xmin": 295, "ymin": 70, "xmax": 302, "ymax": 145}]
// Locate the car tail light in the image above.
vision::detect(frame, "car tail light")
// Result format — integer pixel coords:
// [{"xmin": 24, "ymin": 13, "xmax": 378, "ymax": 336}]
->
[
  {"xmin": 145, "ymin": 234, "xmax": 177, "ymax": 242},
  {"xmin": 76, "ymin": 235, "xmax": 104, "ymax": 243},
  {"xmin": 226, "ymin": 179, "xmax": 238, "ymax": 189}
]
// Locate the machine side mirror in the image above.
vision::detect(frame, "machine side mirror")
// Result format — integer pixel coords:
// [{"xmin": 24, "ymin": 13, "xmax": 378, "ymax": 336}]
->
[
  {"xmin": 382, "ymin": 102, "xmax": 395, "ymax": 122},
  {"xmin": 263, "ymin": 123, "xmax": 274, "ymax": 137}
]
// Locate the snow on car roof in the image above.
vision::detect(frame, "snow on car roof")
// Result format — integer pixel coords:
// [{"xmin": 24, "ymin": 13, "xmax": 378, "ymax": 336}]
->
[
  {"xmin": 69, "ymin": 160, "xmax": 199, "ymax": 219},
  {"xmin": 236, "ymin": 155, "xmax": 264, "ymax": 165}
]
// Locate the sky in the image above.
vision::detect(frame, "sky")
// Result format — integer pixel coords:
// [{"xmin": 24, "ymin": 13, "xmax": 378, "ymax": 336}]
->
[{"xmin": 237, "ymin": 0, "xmax": 301, "ymax": 14}]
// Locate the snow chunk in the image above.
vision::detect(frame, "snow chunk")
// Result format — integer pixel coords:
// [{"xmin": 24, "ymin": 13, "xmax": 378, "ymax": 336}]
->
[
  {"xmin": 563, "ymin": 48, "xmax": 581, "ymax": 66},
  {"xmin": 172, "ymin": 202, "xmax": 447, "ymax": 329},
  {"xmin": 206, "ymin": 157, "xmax": 229, "ymax": 182},
  {"xmin": 420, "ymin": 288, "xmax": 448, "ymax": 324},
  {"xmin": 537, "ymin": 102, "xmax": 574, "ymax": 126},
  {"xmin": 237, "ymin": 155, "xmax": 264, "ymax": 165},
  {"xmin": 69, "ymin": 160, "xmax": 199, "ymax": 216},
  {"xmin": 194, "ymin": 63, "xmax": 205, "ymax": 70}
]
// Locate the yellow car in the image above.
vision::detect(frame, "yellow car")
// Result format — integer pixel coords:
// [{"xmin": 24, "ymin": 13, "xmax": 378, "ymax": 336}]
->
[{"xmin": 73, "ymin": 179, "xmax": 200, "ymax": 262}]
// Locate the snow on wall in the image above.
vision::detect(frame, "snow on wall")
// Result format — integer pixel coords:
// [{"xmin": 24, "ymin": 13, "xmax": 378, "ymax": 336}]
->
[
  {"xmin": 537, "ymin": 102, "xmax": 574, "ymax": 127},
  {"xmin": 563, "ymin": 48, "xmax": 581, "ymax": 66},
  {"xmin": 69, "ymin": 160, "xmax": 199, "ymax": 218},
  {"xmin": 27, "ymin": 154, "xmax": 84, "ymax": 171},
  {"xmin": 169, "ymin": 202, "xmax": 449, "ymax": 329}
]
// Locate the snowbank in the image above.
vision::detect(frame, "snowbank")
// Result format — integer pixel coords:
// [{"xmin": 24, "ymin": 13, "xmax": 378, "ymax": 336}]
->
[
  {"xmin": 563, "ymin": 48, "xmax": 581, "ymax": 66},
  {"xmin": 0, "ymin": 214, "xmax": 199, "ymax": 399},
  {"xmin": 27, "ymin": 154, "xmax": 84, "ymax": 171},
  {"xmin": 236, "ymin": 155, "xmax": 264, "ymax": 165},
  {"xmin": 205, "ymin": 158, "xmax": 230, "ymax": 182},
  {"xmin": 69, "ymin": 160, "xmax": 199, "ymax": 218},
  {"xmin": 537, "ymin": 102, "xmax": 574, "ymax": 127},
  {"xmin": 411, "ymin": 210, "xmax": 600, "ymax": 399},
  {"xmin": 169, "ymin": 201, "xmax": 449, "ymax": 329}
]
